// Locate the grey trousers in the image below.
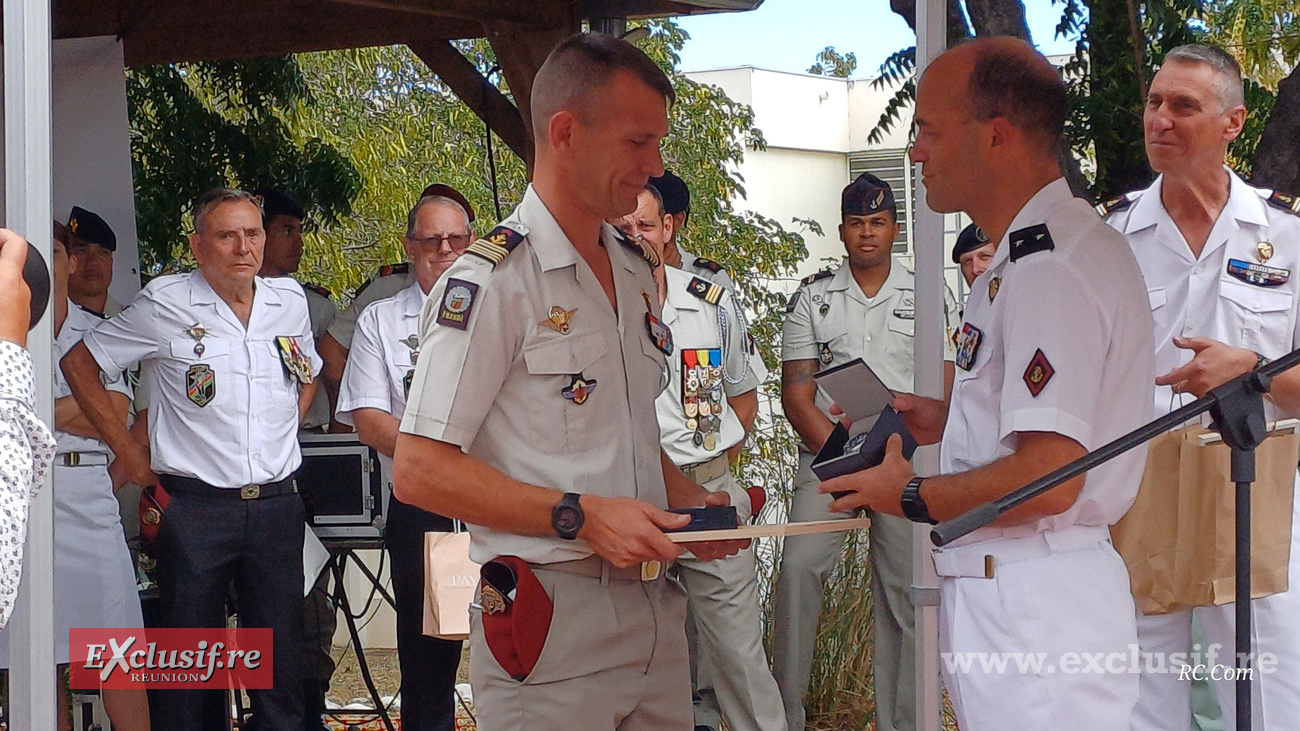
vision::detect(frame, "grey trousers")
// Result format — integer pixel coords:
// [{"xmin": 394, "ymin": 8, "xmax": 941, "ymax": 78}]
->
[{"xmin": 770, "ymin": 452, "xmax": 916, "ymax": 731}]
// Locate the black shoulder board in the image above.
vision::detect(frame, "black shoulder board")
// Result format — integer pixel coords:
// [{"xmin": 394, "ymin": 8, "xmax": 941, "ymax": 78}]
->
[
  {"xmin": 1093, "ymin": 193, "xmax": 1134, "ymax": 218},
  {"xmin": 1009, "ymin": 224, "xmax": 1055, "ymax": 262},
  {"xmin": 378, "ymin": 262, "xmax": 410, "ymax": 277},
  {"xmin": 801, "ymin": 270, "xmax": 833, "ymax": 287},
  {"xmin": 617, "ymin": 230, "xmax": 660, "ymax": 268},
  {"xmin": 686, "ymin": 276, "xmax": 724, "ymax": 305},
  {"xmin": 1267, "ymin": 191, "xmax": 1300, "ymax": 216},
  {"xmin": 694, "ymin": 257, "xmax": 725, "ymax": 274},
  {"xmin": 466, "ymin": 225, "xmax": 527, "ymax": 267},
  {"xmin": 76, "ymin": 303, "xmax": 107, "ymax": 319},
  {"xmin": 302, "ymin": 283, "xmax": 332, "ymax": 299}
]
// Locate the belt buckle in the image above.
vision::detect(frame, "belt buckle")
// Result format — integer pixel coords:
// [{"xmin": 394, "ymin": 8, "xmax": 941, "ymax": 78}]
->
[
  {"xmin": 65, "ymin": 452, "xmax": 80, "ymax": 467},
  {"xmin": 241, "ymin": 484, "xmax": 261, "ymax": 500},
  {"xmin": 640, "ymin": 560, "xmax": 662, "ymax": 582}
]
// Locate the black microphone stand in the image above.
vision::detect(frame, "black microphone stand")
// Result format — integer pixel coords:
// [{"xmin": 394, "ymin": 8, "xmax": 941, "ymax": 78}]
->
[{"xmin": 932, "ymin": 346, "xmax": 1300, "ymax": 731}]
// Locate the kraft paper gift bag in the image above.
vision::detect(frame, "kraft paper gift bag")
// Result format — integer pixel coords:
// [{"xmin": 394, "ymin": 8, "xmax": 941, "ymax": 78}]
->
[
  {"xmin": 1112, "ymin": 427, "xmax": 1183, "ymax": 615},
  {"xmin": 423, "ymin": 530, "xmax": 479, "ymax": 641}
]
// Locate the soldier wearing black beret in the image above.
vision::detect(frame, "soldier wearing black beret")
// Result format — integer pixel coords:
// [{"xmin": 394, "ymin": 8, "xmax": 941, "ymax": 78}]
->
[
  {"xmin": 952, "ymin": 222, "xmax": 995, "ymax": 287},
  {"xmin": 66, "ymin": 206, "xmax": 121, "ymax": 317}
]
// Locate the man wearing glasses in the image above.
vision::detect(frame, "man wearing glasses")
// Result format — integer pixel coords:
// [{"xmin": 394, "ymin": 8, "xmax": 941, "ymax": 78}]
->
[{"xmin": 335, "ymin": 193, "xmax": 473, "ymax": 730}]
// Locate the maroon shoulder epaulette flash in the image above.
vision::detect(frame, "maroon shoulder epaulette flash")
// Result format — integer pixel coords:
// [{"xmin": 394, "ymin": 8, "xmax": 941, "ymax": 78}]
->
[
  {"xmin": 466, "ymin": 225, "xmax": 526, "ymax": 267},
  {"xmin": 379, "ymin": 262, "xmax": 411, "ymax": 277},
  {"xmin": 303, "ymin": 283, "xmax": 332, "ymax": 299},
  {"xmin": 687, "ymin": 276, "xmax": 724, "ymax": 305},
  {"xmin": 1267, "ymin": 191, "xmax": 1300, "ymax": 216}
]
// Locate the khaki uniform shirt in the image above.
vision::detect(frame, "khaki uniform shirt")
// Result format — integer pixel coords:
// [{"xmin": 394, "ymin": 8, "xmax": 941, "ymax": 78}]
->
[{"xmin": 400, "ymin": 185, "xmax": 670, "ymax": 565}]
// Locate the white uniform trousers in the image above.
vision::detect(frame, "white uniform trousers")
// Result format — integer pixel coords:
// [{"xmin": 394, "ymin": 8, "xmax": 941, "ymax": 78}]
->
[
  {"xmin": 676, "ymin": 472, "xmax": 785, "ymax": 731},
  {"xmin": 1131, "ymin": 471, "xmax": 1300, "ymax": 730},
  {"xmin": 936, "ymin": 526, "xmax": 1138, "ymax": 730},
  {"xmin": 771, "ymin": 451, "xmax": 916, "ymax": 731}
]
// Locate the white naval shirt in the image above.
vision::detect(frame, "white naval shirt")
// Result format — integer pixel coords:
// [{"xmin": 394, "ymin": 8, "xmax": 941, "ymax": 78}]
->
[
  {"xmin": 83, "ymin": 271, "xmax": 321, "ymax": 488},
  {"xmin": 336, "ymin": 281, "xmax": 427, "ymax": 500},
  {"xmin": 54, "ymin": 303, "xmax": 132, "ymax": 455},
  {"xmin": 1106, "ymin": 170, "xmax": 1300, "ymax": 420},
  {"xmin": 656, "ymin": 266, "xmax": 766, "ymax": 468},
  {"xmin": 400, "ymin": 185, "xmax": 670, "ymax": 565},
  {"xmin": 327, "ymin": 269, "xmax": 416, "ymax": 350},
  {"xmin": 782, "ymin": 259, "xmax": 958, "ymax": 431},
  {"xmin": 940, "ymin": 179, "xmax": 1155, "ymax": 544}
]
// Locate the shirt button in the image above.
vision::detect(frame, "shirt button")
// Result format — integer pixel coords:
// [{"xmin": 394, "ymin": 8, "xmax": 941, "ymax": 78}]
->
[
  {"xmin": 866, "ymin": 336, "xmax": 872, "ymax": 342},
  {"xmin": 252, "ymin": 452, "xmax": 261, "ymax": 459}
]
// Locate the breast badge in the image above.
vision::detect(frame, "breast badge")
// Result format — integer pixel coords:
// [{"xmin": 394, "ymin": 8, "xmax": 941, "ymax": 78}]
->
[
  {"xmin": 562, "ymin": 374, "xmax": 598, "ymax": 405},
  {"xmin": 1257, "ymin": 241, "xmax": 1275, "ymax": 263},
  {"xmin": 186, "ymin": 364, "xmax": 216, "ymax": 407},
  {"xmin": 540, "ymin": 306, "xmax": 578, "ymax": 334}
]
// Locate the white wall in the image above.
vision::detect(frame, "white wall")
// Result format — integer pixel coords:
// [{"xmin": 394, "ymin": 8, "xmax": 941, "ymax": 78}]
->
[
  {"xmin": 52, "ymin": 37, "xmax": 141, "ymax": 301},
  {"xmin": 733, "ymin": 147, "xmax": 846, "ymax": 278}
]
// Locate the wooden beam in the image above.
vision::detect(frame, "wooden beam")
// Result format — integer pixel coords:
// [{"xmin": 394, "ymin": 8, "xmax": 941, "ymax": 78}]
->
[
  {"xmin": 408, "ymin": 38, "xmax": 532, "ymax": 169},
  {"xmin": 323, "ymin": 0, "xmax": 565, "ymax": 26},
  {"xmin": 484, "ymin": 16, "xmax": 576, "ymax": 163}
]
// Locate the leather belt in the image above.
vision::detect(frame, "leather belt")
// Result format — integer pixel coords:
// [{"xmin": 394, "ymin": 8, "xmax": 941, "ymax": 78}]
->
[
  {"xmin": 681, "ymin": 453, "xmax": 730, "ymax": 485},
  {"xmin": 159, "ymin": 474, "xmax": 298, "ymax": 500},
  {"xmin": 59, "ymin": 452, "xmax": 111, "ymax": 467},
  {"xmin": 532, "ymin": 554, "xmax": 663, "ymax": 582}
]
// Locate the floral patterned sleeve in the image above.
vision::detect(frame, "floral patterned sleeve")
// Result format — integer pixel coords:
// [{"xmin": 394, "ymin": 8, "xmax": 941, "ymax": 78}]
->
[{"xmin": 0, "ymin": 340, "xmax": 56, "ymax": 629}]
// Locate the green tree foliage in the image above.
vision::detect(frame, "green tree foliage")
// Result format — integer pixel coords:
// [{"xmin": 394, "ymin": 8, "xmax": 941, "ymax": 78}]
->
[
  {"xmin": 808, "ymin": 46, "xmax": 860, "ymax": 77},
  {"xmin": 126, "ymin": 56, "xmax": 361, "ymax": 276}
]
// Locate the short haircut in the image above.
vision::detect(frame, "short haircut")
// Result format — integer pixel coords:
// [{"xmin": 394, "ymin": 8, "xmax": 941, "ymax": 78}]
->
[
  {"xmin": 1163, "ymin": 44, "xmax": 1245, "ymax": 111},
  {"xmin": 963, "ymin": 39, "xmax": 1067, "ymax": 155},
  {"xmin": 405, "ymin": 195, "xmax": 473, "ymax": 238},
  {"xmin": 643, "ymin": 184, "xmax": 666, "ymax": 217},
  {"xmin": 531, "ymin": 32, "xmax": 676, "ymax": 141},
  {"xmin": 194, "ymin": 188, "xmax": 262, "ymax": 234},
  {"xmin": 254, "ymin": 188, "xmax": 305, "ymax": 224}
]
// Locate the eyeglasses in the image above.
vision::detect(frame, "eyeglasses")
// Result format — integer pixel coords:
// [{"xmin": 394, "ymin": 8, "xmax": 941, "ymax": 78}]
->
[{"xmin": 408, "ymin": 232, "xmax": 472, "ymax": 250}]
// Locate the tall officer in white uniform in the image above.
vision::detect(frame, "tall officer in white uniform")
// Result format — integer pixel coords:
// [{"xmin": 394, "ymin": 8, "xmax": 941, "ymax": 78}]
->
[
  {"xmin": 63, "ymin": 188, "xmax": 322, "ymax": 731},
  {"xmin": 392, "ymin": 34, "xmax": 746, "ymax": 730},
  {"xmin": 1103, "ymin": 44, "xmax": 1300, "ymax": 730},
  {"xmin": 823, "ymin": 38, "xmax": 1155, "ymax": 728},
  {"xmin": 649, "ymin": 170, "xmax": 735, "ymax": 291},
  {"xmin": 773, "ymin": 173, "xmax": 957, "ymax": 731},
  {"xmin": 317, "ymin": 183, "xmax": 474, "ymax": 401},
  {"xmin": 336, "ymin": 193, "xmax": 473, "ymax": 730},
  {"xmin": 0, "ymin": 222, "xmax": 149, "ymax": 730},
  {"xmin": 617, "ymin": 185, "xmax": 784, "ymax": 731}
]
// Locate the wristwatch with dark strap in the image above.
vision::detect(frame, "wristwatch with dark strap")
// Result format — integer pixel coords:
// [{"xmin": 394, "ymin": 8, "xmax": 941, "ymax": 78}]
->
[
  {"xmin": 551, "ymin": 492, "xmax": 585, "ymax": 540},
  {"xmin": 900, "ymin": 476, "xmax": 937, "ymax": 525}
]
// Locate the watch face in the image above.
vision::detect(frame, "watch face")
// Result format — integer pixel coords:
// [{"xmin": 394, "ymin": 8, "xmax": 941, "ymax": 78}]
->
[{"xmin": 554, "ymin": 507, "xmax": 582, "ymax": 534}]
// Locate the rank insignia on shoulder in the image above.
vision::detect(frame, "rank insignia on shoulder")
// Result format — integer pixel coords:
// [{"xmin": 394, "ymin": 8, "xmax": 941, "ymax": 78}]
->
[
  {"xmin": 562, "ymin": 374, "xmax": 598, "ymax": 405},
  {"xmin": 1009, "ymin": 224, "xmax": 1054, "ymax": 262},
  {"xmin": 954, "ymin": 323, "xmax": 983, "ymax": 371},
  {"xmin": 687, "ymin": 277, "xmax": 724, "ymax": 305},
  {"xmin": 378, "ymin": 262, "xmax": 411, "ymax": 278},
  {"xmin": 186, "ymin": 364, "xmax": 216, "ymax": 407},
  {"xmin": 618, "ymin": 231, "xmax": 660, "ymax": 268},
  {"xmin": 801, "ymin": 270, "xmax": 833, "ymax": 286},
  {"xmin": 466, "ymin": 225, "xmax": 526, "ymax": 267},
  {"xmin": 1023, "ymin": 348, "xmax": 1055, "ymax": 397},
  {"xmin": 1093, "ymin": 194, "xmax": 1134, "ymax": 218},
  {"xmin": 1227, "ymin": 258, "xmax": 1290, "ymax": 287},
  {"xmin": 1267, "ymin": 191, "xmax": 1300, "ymax": 216},
  {"xmin": 694, "ymin": 257, "xmax": 725, "ymax": 274},
  {"xmin": 436, "ymin": 278, "xmax": 479, "ymax": 330},
  {"xmin": 302, "ymin": 283, "xmax": 332, "ymax": 299}
]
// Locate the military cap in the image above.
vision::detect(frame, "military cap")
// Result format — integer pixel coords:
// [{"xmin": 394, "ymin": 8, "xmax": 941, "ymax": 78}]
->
[
  {"xmin": 648, "ymin": 170, "xmax": 690, "ymax": 217},
  {"xmin": 421, "ymin": 183, "xmax": 476, "ymax": 223},
  {"xmin": 479, "ymin": 556, "xmax": 553, "ymax": 681},
  {"xmin": 68, "ymin": 206, "xmax": 117, "ymax": 252},
  {"xmin": 841, "ymin": 173, "xmax": 896, "ymax": 219},
  {"xmin": 951, "ymin": 223, "xmax": 991, "ymax": 264},
  {"xmin": 254, "ymin": 188, "xmax": 305, "ymax": 224}
]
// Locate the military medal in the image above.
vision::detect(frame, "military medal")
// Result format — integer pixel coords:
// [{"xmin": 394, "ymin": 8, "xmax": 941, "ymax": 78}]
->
[
  {"xmin": 693, "ymin": 431, "xmax": 705, "ymax": 447},
  {"xmin": 643, "ymin": 292, "xmax": 674, "ymax": 355},
  {"xmin": 1227, "ymin": 258, "xmax": 1290, "ymax": 287},
  {"xmin": 988, "ymin": 276, "xmax": 1001, "ymax": 302},
  {"xmin": 955, "ymin": 323, "xmax": 983, "ymax": 371},
  {"xmin": 1258, "ymin": 241, "xmax": 1275, "ymax": 263},
  {"xmin": 819, "ymin": 302, "xmax": 830, "ymax": 316},
  {"xmin": 819, "ymin": 342, "xmax": 833, "ymax": 365},
  {"xmin": 185, "ymin": 323, "xmax": 209, "ymax": 356},
  {"xmin": 704, "ymin": 432, "xmax": 717, "ymax": 451},
  {"xmin": 540, "ymin": 305, "xmax": 578, "ymax": 334},
  {"xmin": 400, "ymin": 334, "xmax": 420, "ymax": 365},
  {"xmin": 276, "ymin": 336, "xmax": 314, "ymax": 385},
  {"xmin": 562, "ymin": 374, "xmax": 597, "ymax": 405},
  {"xmin": 686, "ymin": 417, "xmax": 698, "ymax": 431}
]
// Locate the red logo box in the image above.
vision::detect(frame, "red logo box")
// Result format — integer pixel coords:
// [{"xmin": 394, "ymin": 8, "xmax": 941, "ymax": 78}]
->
[{"xmin": 68, "ymin": 628, "xmax": 273, "ymax": 689}]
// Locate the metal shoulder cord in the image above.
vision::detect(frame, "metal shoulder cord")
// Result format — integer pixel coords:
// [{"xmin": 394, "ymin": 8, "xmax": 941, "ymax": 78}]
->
[{"xmin": 716, "ymin": 294, "xmax": 750, "ymax": 385}]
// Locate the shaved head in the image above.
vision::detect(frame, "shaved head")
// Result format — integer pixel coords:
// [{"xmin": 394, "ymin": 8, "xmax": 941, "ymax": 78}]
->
[{"xmin": 530, "ymin": 32, "xmax": 676, "ymax": 143}]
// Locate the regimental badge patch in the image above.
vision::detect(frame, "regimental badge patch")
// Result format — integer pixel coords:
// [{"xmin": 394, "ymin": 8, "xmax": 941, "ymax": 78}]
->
[
  {"xmin": 1023, "ymin": 349, "xmax": 1055, "ymax": 397},
  {"xmin": 954, "ymin": 323, "xmax": 983, "ymax": 371},
  {"xmin": 1009, "ymin": 224, "xmax": 1055, "ymax": 262},
  {"xmin": 186, "ymin": 364, "xmax": 216, "ymax": 407},
  {"xmin": 562, "ymin": 374, "xmax": 598, "ymax": 405},
  {"xmin": 687, "ymin": 276, "xmax": 724, "ymax": 305},
  {"xmin": 437, "ymin": 278, "xmax": 479, "ymax": 330},
  {"xmin": 1227, "ymin": 258, "xmax": 1290, "ymax": 287}
]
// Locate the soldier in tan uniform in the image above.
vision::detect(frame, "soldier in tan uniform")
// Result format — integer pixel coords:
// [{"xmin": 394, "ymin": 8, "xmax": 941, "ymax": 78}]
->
[{"xmin": 392, "ymin": 34, "xmax": 745, "ymax": 730}]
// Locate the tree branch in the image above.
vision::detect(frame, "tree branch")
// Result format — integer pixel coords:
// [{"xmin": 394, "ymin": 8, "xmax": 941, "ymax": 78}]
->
[{"xmin": 1252, "ymin": 66, "xmax": 1300, "ymax": 194}]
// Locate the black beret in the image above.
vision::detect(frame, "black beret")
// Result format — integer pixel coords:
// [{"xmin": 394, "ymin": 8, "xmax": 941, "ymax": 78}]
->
[
  {"xmin": 68, "ymin": 206, "xmax": 117, "ymax": 252},
  {"xmin": 842, "ymin": 173, "xmax": 896, "ymax": 219},
  {"xmin": 648, "ymin": 170, "xmax": 690, "ymax": 216},
  {"xmin": 951, "ymin": 223, "xmax": 992, "ymax": 264},
  {"xmin": 254, "ymin": 188, "xmax": 305, "ymax": 224}
]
